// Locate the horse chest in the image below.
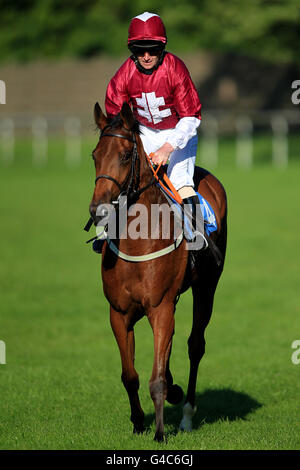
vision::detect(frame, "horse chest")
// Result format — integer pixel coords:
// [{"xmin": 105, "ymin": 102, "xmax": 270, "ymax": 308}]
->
[{"xmin": 102, "ymin": 270, "xmax": 142, "ymax": 309}]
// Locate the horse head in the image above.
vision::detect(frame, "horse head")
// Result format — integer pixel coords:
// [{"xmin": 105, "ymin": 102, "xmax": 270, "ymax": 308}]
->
[{"xmin": 89, "ymin": 102, "xmax": 140, "ymax": 224}]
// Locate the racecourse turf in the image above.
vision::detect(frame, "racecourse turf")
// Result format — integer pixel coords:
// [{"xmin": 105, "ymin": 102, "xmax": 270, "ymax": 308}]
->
[{"xmin": 0, "ymin": 135, "xmax": 299, "ymax": 450}]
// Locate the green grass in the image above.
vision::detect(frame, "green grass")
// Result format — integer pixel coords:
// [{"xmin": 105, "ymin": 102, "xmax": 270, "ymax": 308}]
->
[{"xmin": 0, "ymin": 135, "xmax": 299, "ymax": 450}]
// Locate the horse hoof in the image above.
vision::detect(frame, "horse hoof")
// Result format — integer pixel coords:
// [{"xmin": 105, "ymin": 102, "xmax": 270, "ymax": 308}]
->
[
  {"xmin": 166, "ymin": 384, "xmax": 184, "ymax": 405},
  {"xmin": 133, "ymin": 424, "xmax": 145, "ymax": 435},
  {"xmin": 179, "ymin": 402, "xmax": 196, "ymax": 432},
  {"xmin": 154, "ymin": 431, "xmax": 166, "ymax": 443}
]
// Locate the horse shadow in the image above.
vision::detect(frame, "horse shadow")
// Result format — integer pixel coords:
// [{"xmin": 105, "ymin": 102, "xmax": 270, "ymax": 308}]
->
[{"xmin": 144, "ymin": 388, "xmax": 262, "ymax": 436}]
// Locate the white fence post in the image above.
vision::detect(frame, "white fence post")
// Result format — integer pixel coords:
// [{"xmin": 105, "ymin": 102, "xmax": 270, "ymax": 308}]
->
[
  {"xmin": 200, "ymin": 115, "xmax": 218, "ymax": 168},
  {"xmin": 0, "ymin": 340, "xmax": 6, "ymax": 364},
  {"xmin": 64, "ymin": 117, "xmax": 81, "ymax": 167},
  {"xmin": 271, "ymin": 115, "xmax": 288, "ymax": 168},
  {"xmin": 1, "ymin": 118, "xmax": 15, "ymax": 165},
  {"xmin": 32, "ymin": 117, "xmax": 48, "ymax": 167},
  {"xmin": 236, "ymin": 116, "xmax": 253, "ymax": 169},
  {"xmin": 0, "ymin": 80, "xmax": 6, "ymax": 104}
]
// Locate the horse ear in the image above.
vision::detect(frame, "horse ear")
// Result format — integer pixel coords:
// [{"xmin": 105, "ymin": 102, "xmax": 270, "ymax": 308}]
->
[
  {"xmin": 120, "ymin": 102, "xmax": 135, "ymax": 130},
  {"xmin": 94, "ymin": 102, "xmax": 107, "ymax": 130}
]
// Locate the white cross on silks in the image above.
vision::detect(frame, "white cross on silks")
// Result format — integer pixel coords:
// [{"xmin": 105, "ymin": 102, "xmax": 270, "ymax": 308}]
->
[{"xmin": 136, "ymin": 92, "xmax": 172, "ymax": 124}]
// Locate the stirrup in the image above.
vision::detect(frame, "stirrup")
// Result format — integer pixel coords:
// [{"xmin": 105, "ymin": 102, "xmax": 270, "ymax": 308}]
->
[
  {"xmin": 91, "ymin": 227, "xmax": 107, "ymax": 254},
  {"xmin": 92, "ymin": 238, "xmax": 105, "ymax": 254},
  {"xmin": 189, "ymin": 231, "xmax": 209, "ymax": 250}
]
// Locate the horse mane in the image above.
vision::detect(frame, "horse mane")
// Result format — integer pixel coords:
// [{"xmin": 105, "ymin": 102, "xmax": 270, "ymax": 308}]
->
[{"xmin": 108, "ymin": 113, "xmax": 141, "ymax": 134}]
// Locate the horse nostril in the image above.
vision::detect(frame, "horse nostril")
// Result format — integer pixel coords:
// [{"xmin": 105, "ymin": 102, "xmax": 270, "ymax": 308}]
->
[{"xmin": 89, "ymin": 202, "xmax": 98, "ymax": 221}]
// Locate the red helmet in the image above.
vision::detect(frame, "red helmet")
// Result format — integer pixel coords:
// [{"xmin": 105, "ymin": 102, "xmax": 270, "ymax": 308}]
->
[{"xmin": 128, "ymin": 12, "xmax": 167, "ymax": 45}]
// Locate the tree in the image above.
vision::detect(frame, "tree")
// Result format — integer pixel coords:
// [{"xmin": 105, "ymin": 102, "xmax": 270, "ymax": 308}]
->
[{"xmin": 0, "ymin": 0, "xmax": 298, "ymax": 64}]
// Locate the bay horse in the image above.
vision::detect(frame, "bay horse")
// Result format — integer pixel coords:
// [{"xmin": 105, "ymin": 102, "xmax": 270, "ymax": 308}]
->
[{"xmin": 88, "ymin": 101, "xmax": 227, "ymax": 442}]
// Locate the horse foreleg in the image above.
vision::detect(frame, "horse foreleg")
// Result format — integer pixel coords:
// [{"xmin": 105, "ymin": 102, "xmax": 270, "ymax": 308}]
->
[
  {"xmin": 180, "ymin": 281, "xmax": 216, "ymax": 432},
  {"xmin": 110, "ymin": 306, "xmax": 145, "ymax": 434},
  {"xmin": 148, "ymin": 303, "xmax": 175, "ymax": 442}
]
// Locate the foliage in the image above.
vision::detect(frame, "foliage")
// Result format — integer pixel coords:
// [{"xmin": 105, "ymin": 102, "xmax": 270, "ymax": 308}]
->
[{"xmin": 0, "ymin": 0, "xmax": 299, "ymax": 64}]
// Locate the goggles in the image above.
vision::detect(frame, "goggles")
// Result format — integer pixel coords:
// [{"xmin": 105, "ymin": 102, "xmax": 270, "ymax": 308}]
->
[{"xmin": 129, "ymin": 42, "xmax": 164, "ymax": 57}]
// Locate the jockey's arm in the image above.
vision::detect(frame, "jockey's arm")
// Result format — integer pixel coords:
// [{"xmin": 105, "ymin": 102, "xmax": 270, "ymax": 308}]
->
[{"xmin": 151, "ymin": 116, "xmax": 201, "ymax": 166}]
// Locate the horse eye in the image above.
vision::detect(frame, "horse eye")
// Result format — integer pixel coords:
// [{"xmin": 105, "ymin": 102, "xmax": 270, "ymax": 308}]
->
[{"xmin": 121, "ymin": 151, "xmax": 131, "ymax": 162}]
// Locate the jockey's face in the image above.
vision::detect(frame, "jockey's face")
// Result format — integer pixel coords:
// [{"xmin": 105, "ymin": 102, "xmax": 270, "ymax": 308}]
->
[{"xmin": 136, "ymin": 50, "xmax": 159, "ymax": 70}]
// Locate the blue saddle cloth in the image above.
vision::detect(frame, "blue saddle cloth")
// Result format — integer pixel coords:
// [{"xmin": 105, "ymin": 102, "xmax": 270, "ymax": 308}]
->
[
  {"xmin": 196, "ymin": 191, "xmax": 218, "ymax": 236},
  {"xmin": 157, "ymin": 183, "xmax": 218, "ymax": 237}
]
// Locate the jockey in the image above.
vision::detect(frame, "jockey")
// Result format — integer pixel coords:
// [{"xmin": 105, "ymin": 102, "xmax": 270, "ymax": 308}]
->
[{"xmin": 105, "ymin": 11, "xmax": 205, "ymax": 249}]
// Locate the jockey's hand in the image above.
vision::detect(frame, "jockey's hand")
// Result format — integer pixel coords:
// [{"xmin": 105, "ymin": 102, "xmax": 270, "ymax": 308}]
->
[{"xmin": 151, "ymin": 142, "xmax": 174, "ymax": 166}]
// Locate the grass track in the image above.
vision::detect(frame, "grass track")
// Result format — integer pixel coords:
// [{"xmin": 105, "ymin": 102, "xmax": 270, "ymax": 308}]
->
[{"xmin": 0, "ymin": 137, "xmax": 299, "ymax": 450}]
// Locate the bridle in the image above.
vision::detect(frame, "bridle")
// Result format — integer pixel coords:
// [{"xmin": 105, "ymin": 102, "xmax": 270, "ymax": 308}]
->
[
  {"xmin": 94, "ymin": 124, "xmax": 141, "ymax": 198},
  {"xmin": 84, "ymin": 124, "xmax": 156, "ymax": 232}
]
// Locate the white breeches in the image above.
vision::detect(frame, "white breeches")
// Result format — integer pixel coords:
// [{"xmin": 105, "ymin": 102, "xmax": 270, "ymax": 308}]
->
[{"xmin": 139, "ymin": 125, "xmax": 198, "ymax": 190}]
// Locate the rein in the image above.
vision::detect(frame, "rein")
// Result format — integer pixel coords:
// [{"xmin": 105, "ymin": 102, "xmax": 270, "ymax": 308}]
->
[{"xmin": 83, "ymin": 123, "xmax": 185, "ymax": 262}]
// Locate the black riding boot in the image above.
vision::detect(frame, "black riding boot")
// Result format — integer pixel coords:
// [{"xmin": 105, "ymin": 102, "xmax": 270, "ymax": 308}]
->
[
  {"xmin": 183, "ymin": 195, "xmax": 224, "ymax": 266},
  {"xmin": 182, "ymin": 195, "xmax": 207, "ymax": 251}
]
